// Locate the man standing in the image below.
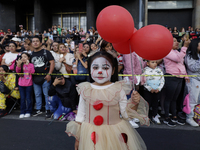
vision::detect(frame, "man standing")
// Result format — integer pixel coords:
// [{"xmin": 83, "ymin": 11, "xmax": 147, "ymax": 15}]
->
[{"xmin": 31, "ymin": 36, "xmax": 55, "ymax": 119}]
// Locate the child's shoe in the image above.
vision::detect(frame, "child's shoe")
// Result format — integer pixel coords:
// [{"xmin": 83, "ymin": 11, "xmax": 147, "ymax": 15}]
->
[
  {"xmin": 24, "ymin": 113, "xmax": 31, "ymax": 118},
  {"xmin": 152, "ymin": 115, "xmax": 161, "ymax": 124},
  {"xmin": 19, "ymin": 114, "xmax": 25, "ymax": 118},
  {"xmin": 129, "ymin": 120, "xmax": 139, "ymax": 128}
]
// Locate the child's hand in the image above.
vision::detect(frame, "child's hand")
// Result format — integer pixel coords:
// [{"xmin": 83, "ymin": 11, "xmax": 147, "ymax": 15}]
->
[
  {"xmin": 16, "ymin": 58, "xmax": 22, "ymax": 67},
  {"xmin": 150, "ymin": 89, "xmax": 155, "ymax": 93},
  {"xmin": 26, "ymin": 59, "xmax": 29, "ymax": 64},
  {"xmin": 75, "ymin": 140, "xmax": 79, "ymax": 150},
  {"xmin": 155, "ymin": 89, "xmax": 159, "ymax": 93},
  {"xmin": 131, "ymin": 91, "xmax": 140, "ymax": 104}
]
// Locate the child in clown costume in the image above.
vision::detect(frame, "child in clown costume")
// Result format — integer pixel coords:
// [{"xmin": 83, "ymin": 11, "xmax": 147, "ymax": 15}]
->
[{"xmin": 66, "ymin": 51, "xmax": 149, "ymax": 150}]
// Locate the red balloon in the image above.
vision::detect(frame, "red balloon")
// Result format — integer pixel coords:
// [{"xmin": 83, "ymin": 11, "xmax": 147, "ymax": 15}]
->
[
  {"xmin": 96, "ymin": 5, "xmax": 134, "ymax": 43},
  {"xmin": 112, "ymin": 40, "xmax": 132, "ymax": 54},
  {"xmin": 134, "ymin": 27, "xmax": 137, "ymax": 33},
  {"xmin": 130, "ymin": 24, "xmax": 173, "ymax": 60}
]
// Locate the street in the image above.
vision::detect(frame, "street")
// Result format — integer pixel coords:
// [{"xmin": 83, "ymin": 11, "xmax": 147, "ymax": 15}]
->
[{"xmin": 0, "ymin": 111, "xmax": 199, "ymax": 150}]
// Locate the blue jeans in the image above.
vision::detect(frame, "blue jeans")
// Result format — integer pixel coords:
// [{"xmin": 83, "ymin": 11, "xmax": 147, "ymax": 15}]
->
[
  {"xmin": 48, "ymin": 95, "xmax": 71, "ymax": 119},
  {"xmin": 33, "ymin": 80, "xmax": 51, "ymax": 110},
  {"xmin": 19, "ymin": 86, "xmax": 33, "ymax": 114}
]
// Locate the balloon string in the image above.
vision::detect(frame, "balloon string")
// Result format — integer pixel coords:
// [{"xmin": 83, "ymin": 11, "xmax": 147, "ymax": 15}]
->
[{"xmin": 129, "ymin": 43, "xmax": 135, "ymax": 91}]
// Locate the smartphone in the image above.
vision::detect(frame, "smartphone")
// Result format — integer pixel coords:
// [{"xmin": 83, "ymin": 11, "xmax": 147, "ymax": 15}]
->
[
  {"xmin": 71, "ymin": 41, "xmax": 75, "ymax": 50},
  {"xmin": 79, "ymin": 43, "xmax": 83, "ymax": 52}
]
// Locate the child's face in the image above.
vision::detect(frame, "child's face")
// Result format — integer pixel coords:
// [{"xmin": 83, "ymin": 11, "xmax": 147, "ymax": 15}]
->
[
  {"xmin": 91, "ymin": 57, "xmax": 113, "ymax": 84},
  {"xmin": 21, "ymin": 54, "xmax": 29, "ymax": 63},
  {"xmin": 91, "ymin": 44, "xmax": 97, "ymax": 51},
  {"xmin": 105, "ymin": 43, "xmax": 112, "ymax": 51},
  {"xmin": 147, "ymin": 60, "xmax": 157, "ymax": 69}
]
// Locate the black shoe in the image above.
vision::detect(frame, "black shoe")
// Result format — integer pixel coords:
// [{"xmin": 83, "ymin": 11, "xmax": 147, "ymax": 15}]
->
[
  {"xmin": 45, "ymin": 110, "xmax": 52, "ymax": 119},
  {"xmin": 171, "ymin": 117, "xmax": 185, "ymax": 125},
  {"xmin": 32, "ymin": 110, "xmax": 42, "ymax": 117},
  {"xmin": 0, "ymin": 109, "xmax": 7, "ymax": 118},
  {"xmin": 178, "ymin": 112, "xmax": 186, "ymax": 120},
  {"xmin": 163, "ymin": 118, "xmax": 176, "ymax": 127}
]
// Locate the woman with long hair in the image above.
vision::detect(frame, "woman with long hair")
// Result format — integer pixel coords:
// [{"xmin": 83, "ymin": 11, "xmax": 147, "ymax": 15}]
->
[{"xmin": 184, "ymin": 38, "xmax": 200, "ymax": 126}]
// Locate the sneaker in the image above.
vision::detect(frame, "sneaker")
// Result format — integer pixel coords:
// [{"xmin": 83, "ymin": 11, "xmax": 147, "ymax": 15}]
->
[
  {"xmin": 24, "ymin": 113, "xmax": 31, "ymax": 118},
  {"xmin": 178, "ymin": 112, "xmax": 186, "ymax": 120},
  {"xmin": 32, "ymin": 110, "xmax": 42, "ymax": 117},
  {"xmin": 0, "ymin": 109, "xmax": 7, "ymax": 118},
  {"xmin": 171, "ymin": 117, "xmax": 185, "ymax": 125},
  {"xmin": 45, "ymin": 110, "xmax": 52, "ymax": 119},
  {"xmin": 186, "ymin": 118, "xmax": 199, "ymax": 127},
  {"xmin": 19, "ymin": 114, "xmax": 25, "ymax": 118},
  {"xmin": 163, "ymin": 118, "xmax": 176, "ymax": 127},
  {"xmin": 129, "ymin": 120, "xmax": 139, "ymax": 128},
  {"xmin": 152, "ymin": 115, "xmax": 161, "ymax": 124},
  {"xmin": 133, "ymin": 118, "xmax": 140, "ymax": 123}
]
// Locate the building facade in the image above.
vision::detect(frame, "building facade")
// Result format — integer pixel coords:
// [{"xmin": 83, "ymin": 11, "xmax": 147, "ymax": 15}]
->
[{"xmin": 0, "ymin": 0, "xmax": 199, "ymax": 33}]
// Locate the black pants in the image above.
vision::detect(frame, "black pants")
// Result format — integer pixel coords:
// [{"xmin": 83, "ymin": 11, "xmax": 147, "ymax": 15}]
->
[
  {"xmin": 164, "ymin": 74, "xmax": 183, "ymax": 118},
  {"xmin": 143, "ymin": 89, "xmax": 161, "ymax": 117}
]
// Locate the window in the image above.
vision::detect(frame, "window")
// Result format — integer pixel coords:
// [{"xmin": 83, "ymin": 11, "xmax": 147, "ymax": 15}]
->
[
  {"xmin": 52, "ymin": 13, "xmax": 87, "ymax": 32},
  {"xmin": 28, "ymin": 16, "xmax": 35, "ymax": 33}
]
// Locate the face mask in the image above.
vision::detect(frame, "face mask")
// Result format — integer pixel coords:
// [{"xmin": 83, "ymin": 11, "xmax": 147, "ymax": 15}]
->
[{"xmin": 90, "ymin": 57, "xmax": 113, "ymax": 84}]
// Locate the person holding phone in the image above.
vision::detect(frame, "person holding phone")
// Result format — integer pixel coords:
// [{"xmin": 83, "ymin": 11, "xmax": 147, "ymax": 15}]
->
[
  {"xmin": 71, "ymin": 43, "xmax": 90, "ymax": 84},
  {"xmin": 48, "ymin": 74, "xmax": 77, "ymax": 119}
]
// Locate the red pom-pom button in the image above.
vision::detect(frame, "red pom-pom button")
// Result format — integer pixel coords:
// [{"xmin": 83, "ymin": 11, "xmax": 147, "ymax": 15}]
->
[
  {"xmin": 93, "ymin": 115, "xmax": 104, "ymax": 126},
  {"xmin": 93, "ymin": 103, "xmax": 103, "ymax": 110}
]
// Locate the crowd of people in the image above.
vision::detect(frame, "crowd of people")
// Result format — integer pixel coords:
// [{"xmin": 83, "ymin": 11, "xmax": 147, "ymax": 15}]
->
[{"xmin": 0, "ymin": 25, "xmax": 199, "ymax": 129}]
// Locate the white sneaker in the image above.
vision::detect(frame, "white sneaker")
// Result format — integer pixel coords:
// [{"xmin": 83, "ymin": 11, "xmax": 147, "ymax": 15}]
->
[
  {"xmin": 156, "ymin": 114, "xmax": 161, "ymax": 118},
  {"xmin": 129, "ymin": 120, "xmax": 139, "ymax": 128},
  {"xmin": 19, "ymin": 114, "xmax": 24, "ymax": 118},
  {"xmin": 152, "ymin": 115, "xmax": 161, "ymax": 124},
  {"xmin": 24, "ymin": 113, "xmax": 31, "ymax": 118},
  {"xmin": 133, "ymin": 118, "xmax": 140, "ymax": 123},
  {"xmin": 186, "ymin": 118, "xmax": 199, "ymax": 127}
]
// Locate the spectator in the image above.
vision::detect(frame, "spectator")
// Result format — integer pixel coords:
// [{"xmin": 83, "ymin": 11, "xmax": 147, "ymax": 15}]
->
[
  {"xmin": 23, "ymin": 38, "xmax": 33, "ymax": 54},
  {"xmin": 163, "ymin": 37, "xmax": 190, "ymax": 127},
  {"xmin": 0, "ymin": 29, "xmax": 4, "ymax": 36},
  {"xmin": 79, "ymin": 28, "xmax": 86, "ymax": 42},
  {"xmin": 0, "ymin": 65, "xmax": 20, "ymax": 117},
  {"xmin": 1, "ymin": 42, "xmax": 19, "ymax": 67},
  {"xmin": 172, "ymin": 27, "xmax": 179, "ymax": 36},
  {"xmin": 142, "ymin": 60, "xmax": 165, "ymax": 124},
  {"xmin": 48, "ymin": 40, "xmax": 61, "ymax": 71},
  {"xmin": 90, "ymin": 43, "xmax": 98, "ymax": 51},
  {"xmin": 11, "ymin": 36, "xmax": 22, "ymax": 52},
  {"xmin": 184, "ymin": 38, "xmax": 200, "ymax": 127},
  {"xmin": 179, "ymin": 27, "xmax": 185, "ymax": 37},
  {"xmin": 73, "ymin": 29, "xmax": 80, "ymax": 45},
  {"xmin": 57, "ymin": 43, "xmax": 74, "ymax": 78},
  {"xmin": 48, "ymin": 74, "xmax": 77, "ymax": 119},
  {"xmin": 168, "ymin": 27, "xmax": 172, "ymax": 33},
  {"xmin": 71, "ymin": 46, "xmax": 88, "ymax": 84},
  {"xmin": 30, "ymin": 36, "xmax": 55, "ymax": 119},
  {"xmin": 7, "ymin": 29, "xmax": 12, "ymax": 35},
  {"xmin": 16, "ymin": 52, "xmax": 35, "ymax": 118},
  {"xmin": 57, "ymin": 25, "xmax": 61, "ymax": 36}
]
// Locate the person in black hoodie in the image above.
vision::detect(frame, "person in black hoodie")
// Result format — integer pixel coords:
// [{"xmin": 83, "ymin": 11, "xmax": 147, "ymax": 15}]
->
[{"xmin": 48, "ymin": 74, "xmax": 78, "ymax": 119}]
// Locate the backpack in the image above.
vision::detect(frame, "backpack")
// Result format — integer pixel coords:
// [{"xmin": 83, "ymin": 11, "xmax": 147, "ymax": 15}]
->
[{"xmin": 194, "ymin": 104, "xmax": 200, "ymax": 125}]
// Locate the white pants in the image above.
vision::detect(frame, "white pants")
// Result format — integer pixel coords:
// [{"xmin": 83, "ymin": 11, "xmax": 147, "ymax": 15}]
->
[{"xmin": 186, "ymin": 78, "xmax": 200, "ymax": 118}]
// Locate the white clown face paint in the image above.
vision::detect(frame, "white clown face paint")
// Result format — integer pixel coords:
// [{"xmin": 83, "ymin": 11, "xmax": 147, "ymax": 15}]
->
[{"xmin": 91, "ymin": 57, "xmax": 113, "ymax": 84}]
